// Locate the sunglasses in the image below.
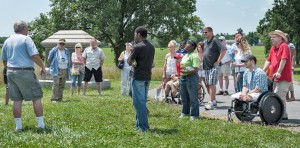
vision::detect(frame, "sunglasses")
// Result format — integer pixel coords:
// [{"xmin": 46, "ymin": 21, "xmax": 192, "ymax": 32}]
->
[
  {"xmin": 59, "ymin": 43, "xmax": 65, "ymax": 45},
  {"xmin": 76, "ymin": 47, "xmax": 81, "ymax": 48},
  {"xmin": 236, "ymin": 42, "xmax": 240, "ymax": 45}
]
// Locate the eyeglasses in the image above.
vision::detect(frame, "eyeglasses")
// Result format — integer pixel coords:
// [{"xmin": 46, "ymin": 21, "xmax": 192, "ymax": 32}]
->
[{"xmin": 59, "ymin": 43, "xmax": 65, "ymax": 45}]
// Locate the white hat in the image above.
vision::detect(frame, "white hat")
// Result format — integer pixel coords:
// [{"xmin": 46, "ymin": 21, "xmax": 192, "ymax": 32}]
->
[
  {"xmin": 125, "ymin": 42, "xmax": 132, "ymax": 46},
  {"xmin": 218, "ymin": 36, "xmax": 226, "ymax": 40}
]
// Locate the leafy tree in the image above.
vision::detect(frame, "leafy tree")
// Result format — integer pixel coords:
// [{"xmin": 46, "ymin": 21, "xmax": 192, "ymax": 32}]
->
[
  {"xmin": 246, "ymin": 32, "xmax": 260, "ymax": 46},
  {"xmin": 257, "ymin": 0, "xmax": 300, "ymax": 62},
  {"xmin": 236, "ymin": 28, "xmax": 244, "ymax": 36},
  {"xmin": 29, "ymin": 0, "xmax": 204, "ymax": 63},
  {"xmin": 0, "ymin": 37, "xmax": 8, "ymax": 44}
]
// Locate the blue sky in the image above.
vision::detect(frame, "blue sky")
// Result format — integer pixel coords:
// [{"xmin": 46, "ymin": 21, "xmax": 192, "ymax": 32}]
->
[{"xmin": 0, "ymin": 0, "xmax": 274, "ymax": 36}]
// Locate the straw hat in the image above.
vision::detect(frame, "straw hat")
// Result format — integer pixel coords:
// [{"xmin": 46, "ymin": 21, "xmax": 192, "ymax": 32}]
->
[{"xmin": 268, "ymin": 30, "xmax": 287, "ymax": 43}]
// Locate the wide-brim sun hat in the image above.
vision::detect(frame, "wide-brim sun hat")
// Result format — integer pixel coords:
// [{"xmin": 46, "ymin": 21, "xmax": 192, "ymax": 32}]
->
[{"xmin": 268, "ymin": 30, "xmax": 287, "ymax": 43}]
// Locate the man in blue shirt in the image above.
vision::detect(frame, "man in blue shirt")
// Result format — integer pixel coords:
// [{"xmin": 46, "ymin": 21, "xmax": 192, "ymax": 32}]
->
[
  {"xmin": 1, "ymin": 20, "xmax": 46, "ymax": 132},
  {"xmin": 231, "ymin": 54, "xmax": 268, "ymax": 101}
]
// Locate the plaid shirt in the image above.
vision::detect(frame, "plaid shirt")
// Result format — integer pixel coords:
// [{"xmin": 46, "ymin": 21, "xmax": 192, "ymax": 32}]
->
[{"xmin": 243, "ymin": 66, "xmax": 268, "ymax": 93}]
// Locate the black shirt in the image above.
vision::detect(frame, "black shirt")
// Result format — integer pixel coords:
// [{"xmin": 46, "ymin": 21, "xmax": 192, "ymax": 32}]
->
[
  {"xmin": 130, "ymin": 40, "xmax": 155, "ymax": 80},
  {"xmin": 203, "ymin": 36, "xmax": 226, "ymax": 70}
]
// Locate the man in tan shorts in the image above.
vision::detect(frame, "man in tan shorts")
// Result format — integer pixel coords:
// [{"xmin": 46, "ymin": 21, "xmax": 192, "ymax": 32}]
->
[{"xmin": 216, "ymin": 36, "xmax": 232, "ymax": 96}]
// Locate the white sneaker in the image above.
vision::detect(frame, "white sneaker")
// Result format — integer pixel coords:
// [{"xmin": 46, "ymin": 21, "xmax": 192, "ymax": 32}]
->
[
  {"xmin": 205, "ymin": 102, "xmax": 214, "ymax": 110},
  {"xmin": 190, "ymin": 116, "xmax": 200, "ymax": 121},
  {"xmin": 179, "ymin": 113, "xmax": 189, "ymax": 119}
]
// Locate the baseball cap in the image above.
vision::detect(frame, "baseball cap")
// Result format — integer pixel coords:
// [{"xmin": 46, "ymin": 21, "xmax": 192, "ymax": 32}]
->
[
  {"xmin": 235, "ymin": 34, "xmax": 241, "ymax": 38},
  {"xmin": 219, "ymin": 36, "xmax": 226, "ymax": 40},
  {"xmin": 241, "ymin": 54, "xmax": 257, "ymax": 63},
  {"xmin": 58, "ymin": 38, "xmax": 66, "ymax": 43},
  {"xmin": 125, "ymin": 42, "xmax": 132, "ymax": 46}
]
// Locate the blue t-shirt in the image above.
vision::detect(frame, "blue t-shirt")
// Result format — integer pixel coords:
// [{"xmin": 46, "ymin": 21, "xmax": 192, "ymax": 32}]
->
[{"xmin": 1, "ymin": 34, "xmax": 39, "ymax": 68}]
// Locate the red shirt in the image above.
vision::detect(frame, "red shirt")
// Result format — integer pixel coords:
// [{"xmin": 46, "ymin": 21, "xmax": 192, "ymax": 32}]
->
[
  {"xmin": 176, "ymin": 62, "xmax": 181, "ymax": 77},
  {"xmin": 267, "ymin": 42, "xmax": 292, "ymax": 82}
]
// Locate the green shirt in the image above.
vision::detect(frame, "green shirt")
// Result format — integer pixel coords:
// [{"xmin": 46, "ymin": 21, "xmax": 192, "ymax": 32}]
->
[{"xmin": 180, "ymin": 52, "xmax": 200, "ymax": 76}]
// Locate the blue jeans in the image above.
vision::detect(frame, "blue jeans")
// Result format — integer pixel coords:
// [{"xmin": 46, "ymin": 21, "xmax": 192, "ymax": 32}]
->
[
  {"xmin": 235, "ymin": 71, "xmax": 244, "ymax": 92},
  {"xmin": 180, "ymin": 74, "xmax": 200, "ymax": 117},
  {"xmin": 131, "ymin": 78, "xmax": 150, "ymax": 131},
  {"xmin": 71, "ymin": 72, "xmax": 83, "ymax": 87}
]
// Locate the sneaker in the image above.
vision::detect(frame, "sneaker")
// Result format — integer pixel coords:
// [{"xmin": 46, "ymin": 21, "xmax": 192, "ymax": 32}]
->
[
  {"xmin": 282, "ymin": 113, "xmax": 288, "ymax": 120},
  {"xmin": 15, "ymin": 128, "xmax": 23, "ymax": 132},
  {"xmin": 205, "ymin": 102, "xmax": 214, "ymax": 110},
  {"xmin": 179, "ymin": 113, "xmax": 189, "ymax": 119},
  {"xmin": 51, "ymin": 99, "xmax": 58, "ymax": 103},
  {"xmin": 216, "ymin": 91, "xmax": 224, "ymax": 95},
  {"xmin": 213, "ymin": 102, "xmax": 217, "ymax": 106},
  {"xmin": 190, "ymin": 116, "xmax": 200, "ymax": 121},
  {"xmin": 223, "ymin": 91, "xmax": 229, "ymax": 96}
]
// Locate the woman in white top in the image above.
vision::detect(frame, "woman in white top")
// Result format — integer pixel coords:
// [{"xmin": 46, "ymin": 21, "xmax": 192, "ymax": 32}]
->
[
  {"xmin": 71, "ymin": 43, "xmax": 85, "ymax": 95},
  {"xmin": 118, "ymin": 43, "xmax": 132, "ymax": 96},
  {"xmin": 162, "ymin": 40, "xmax": 178, "ymax": 89},
  {"xmin": 232, "ymin": 36, "xmax": 251, "ymax": 92},
  {"xmin": 196, "ymin": 42, "xmax": 208, "ymax": 91}
]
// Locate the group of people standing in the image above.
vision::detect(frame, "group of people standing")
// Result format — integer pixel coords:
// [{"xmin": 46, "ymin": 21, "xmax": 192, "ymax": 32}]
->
[
  {"xmin": 47, "ymin": 38, "xmax": 106, "ymax": 103},
  {"xmin": 1, "ymin": 19, "xmax": 296, "ymax": 132},
  {"xmin": 159, "ymin": 27, "xmax": 296, "ymax": 122}
]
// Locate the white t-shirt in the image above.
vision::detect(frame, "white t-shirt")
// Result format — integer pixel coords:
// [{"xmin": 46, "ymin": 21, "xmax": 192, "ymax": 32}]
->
[
  {"xmin": 83, "ymin": 47, "xmax": 106, "ymax": 70},
  {"xmin": 58, "ymin": 49, "xmax": 68, "ymax": 69},
  {"xmin": 165, "ymin": 53, "xmax": 177, "ymax": 75},
  {"xmin": 234, "ymin": 50, "xmax": 247, "ymax": 72}
]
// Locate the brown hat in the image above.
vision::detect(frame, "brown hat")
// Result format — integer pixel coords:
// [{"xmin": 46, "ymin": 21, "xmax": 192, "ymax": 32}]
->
[
  {"xmin": 268, "ymin": 30, "xmax": 287, "ymax": 43},
  {"xmin": 58, "ymin": 38, "xmax": 66, "ymax": 43}
]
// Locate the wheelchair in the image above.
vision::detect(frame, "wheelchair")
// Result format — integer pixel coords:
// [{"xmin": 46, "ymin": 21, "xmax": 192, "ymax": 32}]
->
[
  {"xmin": 165, "ymin": 82, "xmax": 206, "ymax": 105},
  {"xmin": 227, "ymin": 79, "xmax": 284, "ymax": 125}
]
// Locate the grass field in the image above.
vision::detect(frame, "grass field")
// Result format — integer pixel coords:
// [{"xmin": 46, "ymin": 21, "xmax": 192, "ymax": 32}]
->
[{"xmin": 0, "ymin": 81, "xmax": 300, "ymax": 147}]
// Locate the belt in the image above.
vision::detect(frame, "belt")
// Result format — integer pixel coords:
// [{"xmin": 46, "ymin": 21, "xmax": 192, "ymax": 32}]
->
[{"xmin": 7, "ymin": 67, "xmax": 34, "ymax": 70}]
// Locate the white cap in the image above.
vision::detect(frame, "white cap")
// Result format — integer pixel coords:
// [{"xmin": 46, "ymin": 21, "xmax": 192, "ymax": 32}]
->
[{"xmin": 218, "ymin": 36, "xmax": 226, "ymax": 40}]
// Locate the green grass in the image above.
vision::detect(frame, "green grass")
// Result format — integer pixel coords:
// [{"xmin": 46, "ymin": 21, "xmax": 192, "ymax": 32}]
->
[{"xmin": 0, "ymin": 81, "xmax": 300, "ymax": 147}]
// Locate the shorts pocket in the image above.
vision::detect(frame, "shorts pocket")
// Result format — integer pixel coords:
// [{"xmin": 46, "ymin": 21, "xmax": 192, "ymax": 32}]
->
[{"xmin": 32, "ymin": 87, "xmax": 42, "ymax": 98}]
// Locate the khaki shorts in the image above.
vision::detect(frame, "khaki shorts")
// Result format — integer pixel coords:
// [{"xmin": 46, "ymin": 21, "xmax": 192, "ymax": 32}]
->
[
  {"xmin": 7, "ymin": 69, "xmax": 43, "ymax": 101},
  {"xmin": 219, "ymin": 64, "xmax": 231, "ymax": 76},
  {"xmin": 167, "ymin": 79, "xmax": 180, "ymax": 89}
]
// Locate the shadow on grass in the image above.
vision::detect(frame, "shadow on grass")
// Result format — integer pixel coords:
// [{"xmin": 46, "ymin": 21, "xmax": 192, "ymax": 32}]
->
[
  {"xmin": 19, "ymin": 126, "xmax": 54, "ymax": 134},
  {"xmin": 149, "ymin": 128, "xmax": 178, "ymax": 135}
]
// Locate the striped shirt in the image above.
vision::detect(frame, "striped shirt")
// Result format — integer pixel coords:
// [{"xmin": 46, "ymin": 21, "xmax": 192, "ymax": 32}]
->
[{"xmin": 242, "ymin": 66, "xmax": 268, "ymax": 93}]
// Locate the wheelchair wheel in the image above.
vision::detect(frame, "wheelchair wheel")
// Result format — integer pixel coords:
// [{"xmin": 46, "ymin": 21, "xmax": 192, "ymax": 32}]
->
[
  {"xmin": 234, "ymin": 100, "xmax": 258, "ymax": 122},
  {"xmin": 259, "ymin": 92, "xmax": 283, "ymax": 125},
  {"xmin": 198, "ymin": 83, "xmax": 205, "ymax": 104}
]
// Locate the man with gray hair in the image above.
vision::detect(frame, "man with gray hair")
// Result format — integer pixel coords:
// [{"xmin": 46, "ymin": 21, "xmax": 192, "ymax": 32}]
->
[
  {"xmin": 1, "ymin": 20, "xmax": 46, "ymax": 131},
  {"xmin": 82, "ymin": 38, "xmax": 106, "ymax": 96}
]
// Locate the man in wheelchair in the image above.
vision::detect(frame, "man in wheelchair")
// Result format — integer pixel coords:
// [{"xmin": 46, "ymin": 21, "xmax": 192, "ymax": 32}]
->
[{"xmin": 231, "ymin": 54, "xmax": 268, "ymax": 102}]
